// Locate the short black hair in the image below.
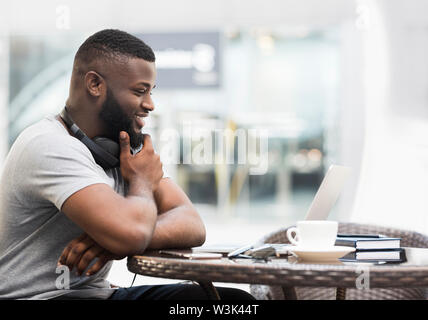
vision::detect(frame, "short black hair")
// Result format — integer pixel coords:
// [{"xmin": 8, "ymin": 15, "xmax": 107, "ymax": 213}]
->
[{"xmin": 75, "ymin": 29, "xmax": 155, "ymax": 65}]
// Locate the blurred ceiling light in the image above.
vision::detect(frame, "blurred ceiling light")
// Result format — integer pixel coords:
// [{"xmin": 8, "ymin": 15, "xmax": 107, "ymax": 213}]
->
[
  {"xmin": 307, "ymin": 148, "xmax": 322, "ymax": 162},
  {"xmin": 250, "ymin": 27, "xmax": 275, "ymax": 53},
  {"xmin": 225, "ymin": 28, "xmax": 241, "ymax": 40},
  {"xmin": 257, "ymin": 34, "xmax": 275, "ymax": 53},
  {"xmin": 293, "ymin": 152, "xmax": 307, "ymax": 168}
]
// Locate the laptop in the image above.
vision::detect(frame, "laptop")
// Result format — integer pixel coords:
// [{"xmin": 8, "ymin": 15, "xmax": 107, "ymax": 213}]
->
[
  {"xmin": 196, "ymin": 164, "xmax": 352, "ymax": 257},
  {"xmin": 260, "ymin": 164, "xmax": 352, "ymax": 257},
  {"xmin": 304, "ymin": 164, "xmax": 352, "ymax": 221}
]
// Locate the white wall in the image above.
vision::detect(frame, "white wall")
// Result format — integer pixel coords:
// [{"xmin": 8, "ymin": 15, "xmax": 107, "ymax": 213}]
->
[
  {"xmin": 2, "ymin": 0, "xmax": 354, "ymax": 34},
  {"xmin": 333, "ymin": 18, "xmax": 365, "ymax": 222},
  {"xmin": 0, "ymin": 33, "xmax": 9, "ymax": 163},
  {"xmin": 351, "ymin": 0, "xmax": 428, "ymax": 234}
]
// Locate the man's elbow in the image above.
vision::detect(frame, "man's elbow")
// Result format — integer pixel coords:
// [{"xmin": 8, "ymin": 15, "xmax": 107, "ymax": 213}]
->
[
  {"xmin": 193, "ymin": 218, "xmax": 206, "ymax": 247},
  {"xmin": 108, "ymin": 225, "xmax": 154, "ymax": 256},
  {"xmin": 188, "ymin": 206, "xmax": 206, "ymax": 247},
  {"xmin": 112, "ymin": 199, "xmax": 157, "ymax": 256}
]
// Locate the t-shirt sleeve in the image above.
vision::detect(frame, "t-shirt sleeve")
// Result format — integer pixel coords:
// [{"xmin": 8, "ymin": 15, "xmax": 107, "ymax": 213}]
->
[{"xmin": 16, "ymin": 133, "xmax": 111, "ymax": 210}]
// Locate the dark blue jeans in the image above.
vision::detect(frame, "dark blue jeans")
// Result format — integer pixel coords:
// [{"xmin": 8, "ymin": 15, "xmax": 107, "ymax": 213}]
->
[{"xmin": 108, "ymin": 283, "xmax": 255, "ymax": 300}]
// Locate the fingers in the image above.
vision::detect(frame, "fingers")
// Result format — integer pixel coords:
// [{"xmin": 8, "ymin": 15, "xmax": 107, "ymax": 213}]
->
[
  {"xmin": 57, "ymin": 234, "xmax": 118, "ymax": 277},
  {"xmin": 119, "ymin": 131, "xmax": 131, "ymax": 159},
  {"xmin": 63, "ymin": 236, "xmax": 95, "ymax": 272},
  {"xmin": 119, "ymin": 132, "xmax": 162, "ymax": 191},
  {"xmin": 58, "ymin": 233, "xmax": 86, "ymax": 266},
  {"xmin": 75, "ymin": 245, "xmax": 105, "ymax": 276},
  {"xmin": 141, "ymin": 134, "xmax": 153, "ymax": 151},
  {"xmin": 85, "ymin": 253, "xmax": 111, "ymax": 276}
]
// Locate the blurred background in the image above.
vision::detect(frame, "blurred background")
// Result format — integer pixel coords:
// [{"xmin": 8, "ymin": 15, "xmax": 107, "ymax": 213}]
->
[{"xmin": 1, "ymin": 0, "xmax": 428, "ymax": 289}]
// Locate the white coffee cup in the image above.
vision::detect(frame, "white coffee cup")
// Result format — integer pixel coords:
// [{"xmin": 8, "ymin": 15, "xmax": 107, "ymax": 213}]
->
[{"xmin": 286, "ymin": 221, "xmax": 338, "ymax": 249}]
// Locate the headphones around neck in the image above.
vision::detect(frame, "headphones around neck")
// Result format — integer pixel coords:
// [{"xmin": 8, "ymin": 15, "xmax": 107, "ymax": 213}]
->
[{"xmin": 60, "ymin": 107, "xmax": 120, "ymax": 170}]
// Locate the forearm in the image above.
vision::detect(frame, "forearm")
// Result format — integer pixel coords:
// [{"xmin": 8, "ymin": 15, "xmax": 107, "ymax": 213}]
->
[
  {"xmin": 121, "ymin": 182, "xmax": 158, "ymax": 253},
  {"xmin": 94, "ymin": 199, "xmax": 156, "ymax": 255},
  {"xmin": 61, "ymin": 183, "xmax": 158, "ymax": 257},
  {"xmin": 145, "ymin": 205, "xmax": 206, "ymax": 250}
]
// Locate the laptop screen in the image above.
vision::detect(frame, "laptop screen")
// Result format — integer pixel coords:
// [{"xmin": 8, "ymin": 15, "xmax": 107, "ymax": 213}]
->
[{"xmin": 304, "ymin": 165, "xmax": 351, "ymax": 221}]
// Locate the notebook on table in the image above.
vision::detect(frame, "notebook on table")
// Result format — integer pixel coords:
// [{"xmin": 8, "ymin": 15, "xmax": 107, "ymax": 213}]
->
[
  {"xmin": 335, "ymin": 235, "xmax": 401, "ymax": 250},
  {"xmin": 340, "ymin": 248, "xmax": 406, "ymax": 263}
]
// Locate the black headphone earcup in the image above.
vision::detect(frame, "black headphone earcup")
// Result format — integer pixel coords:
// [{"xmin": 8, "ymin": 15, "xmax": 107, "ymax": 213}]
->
[
  {"xmin": 60, "ymin": 107, "xmax": 120, "ymax": 169},
  {"xmin": 93, "ymin": 137, "xmax": 120, "ymax": 160},
  {"xmin": 79, "ymin": 135, "xmax": 120, "ymax": 170}
]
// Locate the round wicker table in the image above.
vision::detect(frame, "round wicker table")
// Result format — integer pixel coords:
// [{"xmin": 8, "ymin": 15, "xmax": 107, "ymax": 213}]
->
[{"xmin": 127, "ymin": 247, "xmax": 428, "ymax": 300}]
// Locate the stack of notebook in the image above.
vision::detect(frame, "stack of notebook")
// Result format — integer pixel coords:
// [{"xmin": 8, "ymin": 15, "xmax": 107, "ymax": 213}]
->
[{"xmin": 336, "ymin": 234, "xmax": 405, "ymax": 262}]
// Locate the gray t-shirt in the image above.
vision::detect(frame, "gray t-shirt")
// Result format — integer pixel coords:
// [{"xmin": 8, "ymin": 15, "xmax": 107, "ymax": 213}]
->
[{"xmin": 0, "ymin": 115, "xmax": 129, "ymax": 299}]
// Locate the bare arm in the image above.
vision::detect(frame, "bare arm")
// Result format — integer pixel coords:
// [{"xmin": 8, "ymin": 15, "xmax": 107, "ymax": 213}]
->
[
  {"xmin": 60, "ymin": 132, "xmax": 163, "ymax": 256},
  {"xmin": 58, "ymin": 177, "xmax": 205, "ymax": 274},
  {"xmin": 61, "ymin": 184, "xmax": 157, "ymax": 256},
  {"xmin": 146, "ymin": 177, "xmax": 206, "ymax": 250},
  {"xmin": 58, "ymin": 134, "xmax": 204, "ymax": 274}
]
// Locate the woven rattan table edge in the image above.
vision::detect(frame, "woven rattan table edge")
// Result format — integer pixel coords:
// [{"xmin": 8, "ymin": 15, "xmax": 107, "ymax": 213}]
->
[{"xmin": 127, "ymin": 254, "xmax": 428, "ymax": 288}]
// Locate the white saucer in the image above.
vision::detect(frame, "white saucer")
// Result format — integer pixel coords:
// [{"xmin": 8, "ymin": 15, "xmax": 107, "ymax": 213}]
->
[{"xmin": 288, "ymin": 246, "xmax": 355, "ymax": 262}]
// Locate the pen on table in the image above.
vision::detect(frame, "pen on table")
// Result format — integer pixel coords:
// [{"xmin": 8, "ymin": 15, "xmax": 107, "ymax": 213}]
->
[
  {"xmin": 337, "ymin": 234, "xmax": 386, "ymax": 238},
  {"xmin": 227, "ymin": 244, "xmax": 254, "ymax": 258}
]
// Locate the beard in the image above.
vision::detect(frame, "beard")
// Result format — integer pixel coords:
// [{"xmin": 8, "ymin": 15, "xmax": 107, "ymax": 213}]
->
[{"xmin": 98, "ymin": 87, "xmax": 143, "ymax": 150}]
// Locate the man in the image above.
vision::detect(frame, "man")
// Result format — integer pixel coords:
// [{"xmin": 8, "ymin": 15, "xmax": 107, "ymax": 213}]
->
[{"xmin": 0, "ymin": 29, "xmax": 254, "ymax": 300}]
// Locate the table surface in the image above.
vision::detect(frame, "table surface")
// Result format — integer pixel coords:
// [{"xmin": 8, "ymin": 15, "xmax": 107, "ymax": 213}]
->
[{"xmin": 127, "ymin": 247, "xmax": 428, "ymax": 288}]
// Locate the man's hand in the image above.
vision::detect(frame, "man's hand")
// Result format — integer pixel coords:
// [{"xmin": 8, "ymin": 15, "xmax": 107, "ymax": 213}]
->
[
  {"xmin": 119, "ymin": 132, "xmax": 163, "ymax": 194},
  {"xmin": 57, "ymin": 233, "xmax": 126, "ymax": 276}
]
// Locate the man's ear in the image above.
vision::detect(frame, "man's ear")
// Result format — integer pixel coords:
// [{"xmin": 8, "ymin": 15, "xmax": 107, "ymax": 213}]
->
[{"xmin": 84, "ymin": 71, "xmax": 105, "ymax": 97}]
